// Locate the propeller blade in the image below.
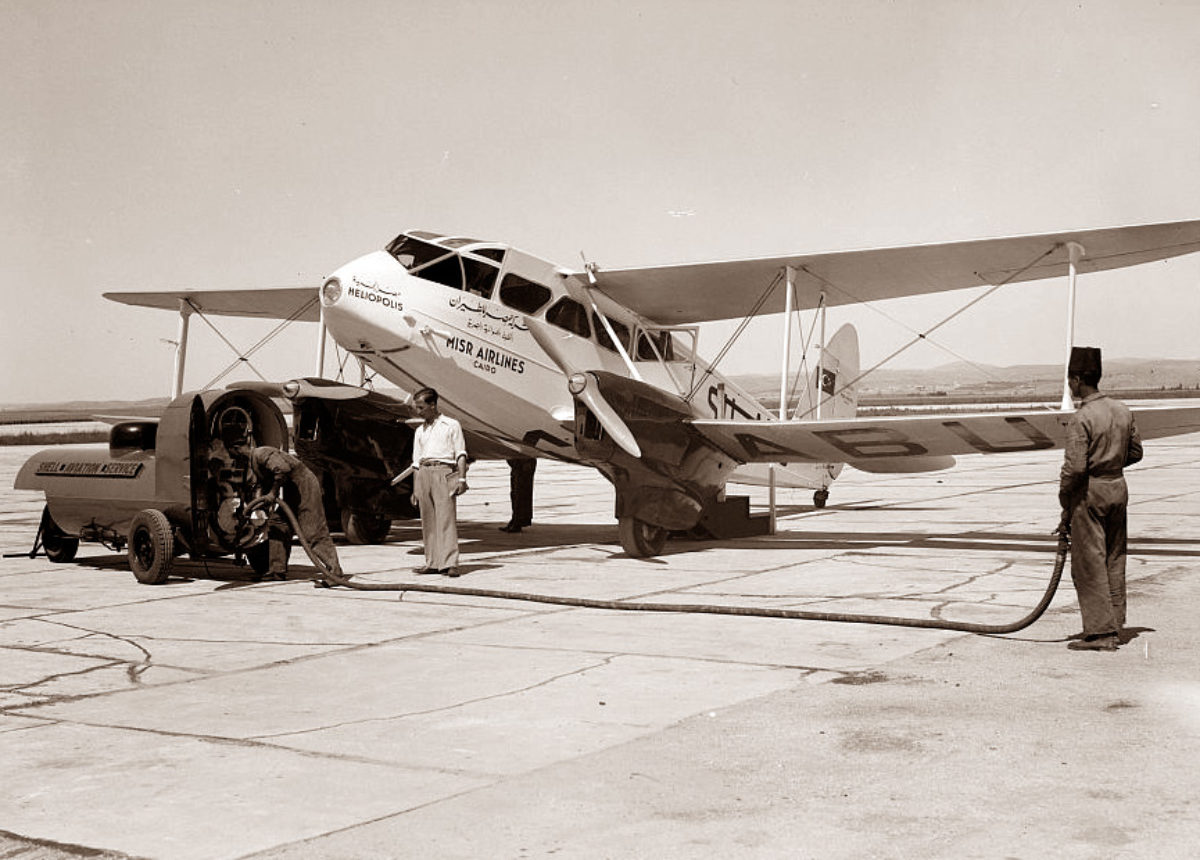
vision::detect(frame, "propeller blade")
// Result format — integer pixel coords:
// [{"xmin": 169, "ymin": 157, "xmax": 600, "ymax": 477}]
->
[
  {"xmin": 525, "ymin": 316, "xmax": 579, "ymax": 375},
  {"xmin": 575, "ymin": 381, "xmax": 642, "ymax": 458},
  {"xmin": 525, "ymin": 316, "xmax": 642, "ymax": 458}
]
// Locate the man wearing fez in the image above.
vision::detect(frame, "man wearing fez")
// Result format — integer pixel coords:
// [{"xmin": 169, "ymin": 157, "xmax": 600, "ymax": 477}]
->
[{"xmin": 1057, "ymin": 346, "xmax": 1143, "ymax": 651}]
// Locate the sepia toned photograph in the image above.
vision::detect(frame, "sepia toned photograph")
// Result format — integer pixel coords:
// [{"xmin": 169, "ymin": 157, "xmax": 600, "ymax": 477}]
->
[{"xmin": 2, "ymin": 2, "xmax": 1199, "ymax": 857}]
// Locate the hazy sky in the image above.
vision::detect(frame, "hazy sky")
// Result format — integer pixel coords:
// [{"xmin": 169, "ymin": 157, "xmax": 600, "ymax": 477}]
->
[{"xmin": 3, "ymin": 0, "xmax": 1199, "ymax": 404}]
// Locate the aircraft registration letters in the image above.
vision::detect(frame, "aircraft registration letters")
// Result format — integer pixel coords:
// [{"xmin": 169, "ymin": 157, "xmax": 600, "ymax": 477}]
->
[{"xmin": 722, "ymin": 414, "xmax": 1063, "ymax": 462}]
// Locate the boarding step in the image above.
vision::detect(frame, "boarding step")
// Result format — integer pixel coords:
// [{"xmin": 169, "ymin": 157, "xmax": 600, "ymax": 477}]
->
[{"xmin": 690, "ymin": 494, "xmax": 772, "ymax": 540}]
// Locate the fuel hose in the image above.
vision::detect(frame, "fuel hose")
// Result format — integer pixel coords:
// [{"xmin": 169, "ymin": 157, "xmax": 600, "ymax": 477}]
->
[{"xmin": 256, "ymin": 497, "xmax": 1069, "ymax": 635}]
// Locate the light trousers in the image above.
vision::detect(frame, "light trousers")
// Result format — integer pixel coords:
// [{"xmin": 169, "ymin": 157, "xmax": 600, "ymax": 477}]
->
[{"xmin": 414, "ymin": 463, "xmax": 459, "ymax": 569}]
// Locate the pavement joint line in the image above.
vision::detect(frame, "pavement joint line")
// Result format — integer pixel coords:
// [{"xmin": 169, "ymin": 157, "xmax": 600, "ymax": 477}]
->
[
  {"xmin": 424, "ymin": 638, "xmax": 869, "ymax": 673},
  {"xmin": 246, "ymin": 655, "xmax": 620, "ymax": 741},
  {"xmin": 4, "ymin": 715, "xmax": 500, "ymax": 777}
]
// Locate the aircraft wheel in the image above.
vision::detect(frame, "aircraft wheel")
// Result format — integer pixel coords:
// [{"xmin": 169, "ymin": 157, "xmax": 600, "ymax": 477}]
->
[
  {"xmin": 618, "ymin": 517, "xmax": 668, "ymax": 558},
  {"xmin": 341, "ymin": 510, "xmax": 392, "ymax": 545},
  {"xmin": 813, "ymin": 489, "xmax": 829, "ymax": 509},
  {"xmin": 41, "ymin": 507, "xmax": 79, "ymax": 563},
  {"xmin": 128, "ymin": 509, "xmax": 175, "ymax": 585}
]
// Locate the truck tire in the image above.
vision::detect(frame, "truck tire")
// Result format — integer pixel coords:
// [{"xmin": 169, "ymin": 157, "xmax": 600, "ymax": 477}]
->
[
  {"xmin": 128, "ymin": 509, "xmax": 175, "ymax": 585},
  {"xmin": 41, "ymin": 507, "xmax": 79, "ymax": 563},
  {"xmin": 341, "ymin": 510, "xmax": 392, "ymax": 545}
]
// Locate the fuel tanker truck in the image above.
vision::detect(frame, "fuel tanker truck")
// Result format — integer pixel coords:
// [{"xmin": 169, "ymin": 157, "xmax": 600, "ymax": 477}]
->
[{"xmin": 14, "ymin": 388, "xmax": 289, "ymax": 584}]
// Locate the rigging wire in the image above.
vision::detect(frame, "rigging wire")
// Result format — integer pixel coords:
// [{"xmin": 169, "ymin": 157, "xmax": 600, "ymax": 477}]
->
[
  {"xmin": 200, "ymin": 297, "xmax": 319, "ymax": 390},
  {"xmin": 790, "ymin": 243, "xmax": 1064, "ymax": 421},
  {"xmin": 685, "ymin": 270, "xmax": 783, "ymax": 402}
]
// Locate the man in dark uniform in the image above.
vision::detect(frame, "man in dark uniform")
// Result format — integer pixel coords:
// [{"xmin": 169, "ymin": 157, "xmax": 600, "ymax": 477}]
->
[
  {"xmin": 225, "ymin": 432, "xmax": 343, "ymax": 585},
  {"xmin": 499, "ymin": 457, "xmax": 536, "ymax": 533},
  {"xmin": 1057, "ymin": 346, "xmax": 1142, "ymax": 651}
]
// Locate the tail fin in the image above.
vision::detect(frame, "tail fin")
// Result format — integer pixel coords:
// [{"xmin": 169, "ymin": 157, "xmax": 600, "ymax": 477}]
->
[{"xmin": 796, "ymin": 322, "xmax": 859, "ymax": 420}]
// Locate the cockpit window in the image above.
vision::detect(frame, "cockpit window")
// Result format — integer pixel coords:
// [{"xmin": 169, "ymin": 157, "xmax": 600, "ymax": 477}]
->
[
  {"xmin": 473, "ymin": 248, "xmax": 506, "ymax": 263},
  {"xmin": 593, "ymin": 312, "xmax": 631, "ymax": 354},
  {"xmin": 441, "ymin": 237, "xmax": 483, "ymax": 248},
  {"xmin": 412, "ymin": 255, "xmax": 463, "ymax": 290},
  {"xmin": 635, "ymin": 330, "xmax": 677, "ymax": 361},
  {"xmin": 387, "ymin": 235, "xmax": 452, "ymax": 271},
  {"xmin": 499, "ymin": 274, "xmax": 552, "ymax": 314},
  {"xmin": 546, "ymin": 297, "xmax": 591, "ymax": 338},
  {"xmin": 463, "ymin": 258, "xmax": 498, "ymax": 299}
]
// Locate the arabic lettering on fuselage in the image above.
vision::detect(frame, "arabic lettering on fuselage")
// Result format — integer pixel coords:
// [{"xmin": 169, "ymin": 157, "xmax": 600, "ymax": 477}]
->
[{"xmin": 448, "ymin": 296, "xmax": 529, "ymax": 335}]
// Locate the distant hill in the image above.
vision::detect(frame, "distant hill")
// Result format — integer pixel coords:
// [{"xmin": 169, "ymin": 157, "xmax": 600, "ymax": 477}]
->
[
  {"xmin": 732, "ymin": 358, "xmax": 1200, "ymax": 405},
  {"xmin": 0, "ymin": 397, "xmax": 171, "ymax": 424}
]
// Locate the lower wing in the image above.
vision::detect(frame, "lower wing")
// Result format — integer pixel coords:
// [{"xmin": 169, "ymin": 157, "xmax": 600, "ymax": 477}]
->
[{"xmin": 692, "ymin": 405, "xmax": 1200, "ymax": 469}]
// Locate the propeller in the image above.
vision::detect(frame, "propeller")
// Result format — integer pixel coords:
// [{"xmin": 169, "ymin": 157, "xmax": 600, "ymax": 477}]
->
[
  {"xmin": 229, "ymin": 378, "xmax": 371, "ymax": 401},
  {"xmin": 525, "ymin": 317, "xmax": 642, "ymax": 458}
]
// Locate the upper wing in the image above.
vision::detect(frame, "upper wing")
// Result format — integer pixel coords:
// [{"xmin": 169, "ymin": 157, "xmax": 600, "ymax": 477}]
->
[
  {"xmin": 576, "ymin": 219, "xmax": 1200, "ymax": 325},
  {"xmin": 692, "ymin": 404, "xmax": 1200, "ymax": 467},
  {"xmin": 104, "ymin": 287, "xmax": 320, "ymax": 322}
]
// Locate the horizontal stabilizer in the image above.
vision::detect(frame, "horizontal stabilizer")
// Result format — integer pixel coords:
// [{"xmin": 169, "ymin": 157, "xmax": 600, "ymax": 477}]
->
[{"xmin": 849, "ymin": 455, "xmax": 956, "ymax": 474}]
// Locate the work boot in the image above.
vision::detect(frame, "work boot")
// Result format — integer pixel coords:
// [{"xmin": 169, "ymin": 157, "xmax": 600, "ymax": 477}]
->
[{"xmin": 1067, "ymin": 634, "xmax": 1118, "ymax": 651}]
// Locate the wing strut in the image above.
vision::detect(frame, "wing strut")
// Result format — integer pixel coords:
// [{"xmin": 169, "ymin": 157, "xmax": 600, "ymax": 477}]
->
[
  {"xmin": 171, "ymin": 300, "xmax": 193, "ymax": 399},
  {"xmin": 315, "ymin": 307, "xmax": 328, "ymax": 378},
  {"xmin": 1060, "ymin": 242, "xmax": 1086, "ymax": 411}
]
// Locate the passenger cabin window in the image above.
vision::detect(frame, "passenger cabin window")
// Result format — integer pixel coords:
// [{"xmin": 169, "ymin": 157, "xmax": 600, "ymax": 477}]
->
[
  {"xmin": 593, "ymin": 312, "xmax": 631, "ymax": 354},
  {"xmin": 499, "ymin": 274, "xmax": 552, "ymax": 315},
  {"xmin": 546, "ymin": 297, "xmax": 591, "ymax": 338},
  {"xmin": 462, "ymin": 257, "xmax": 498, "ymax": 299},
  {"xmin": 635, "ymin": 330, "xmax": 676, "ymax": 361}
]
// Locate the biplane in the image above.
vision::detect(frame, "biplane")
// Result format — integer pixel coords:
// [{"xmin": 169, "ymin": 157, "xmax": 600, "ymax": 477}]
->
[{"xmin": 106, "ymin": 219, "xmax": 1200, "ymax": 557}]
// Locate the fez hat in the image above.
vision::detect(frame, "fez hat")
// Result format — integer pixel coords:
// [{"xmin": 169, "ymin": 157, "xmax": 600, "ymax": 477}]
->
[{"xmin": 1068, "ymin": 346, "xmax": 1102, "ymax": 378}]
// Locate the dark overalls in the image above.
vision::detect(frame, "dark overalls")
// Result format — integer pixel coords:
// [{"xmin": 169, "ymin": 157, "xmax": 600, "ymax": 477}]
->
[
  {"xmin": 1059, "ymin": 394, "xmax": 1143, "ymax": 637},
  {"xmin": 247, "ymin": 447, "xmax": 340, "ymax": 578}
]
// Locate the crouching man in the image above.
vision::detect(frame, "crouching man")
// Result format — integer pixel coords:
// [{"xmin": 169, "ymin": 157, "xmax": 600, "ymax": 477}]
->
[{"xmin": 224, "ymin": 430, "xmax": 344, "ymax": 586}]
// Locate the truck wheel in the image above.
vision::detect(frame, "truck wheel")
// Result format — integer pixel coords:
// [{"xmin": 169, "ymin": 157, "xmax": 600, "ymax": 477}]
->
[
  {"xmin": 618, "ymin": 516, "xmax": 668, "ymax": 558},
  {"xmin": 41, "ymin": 507, "xmax": 79, "ymax": 563},
  {"xmin": 341, "ymin": 510, "xmax": 392, "ymax": 545},
  {"xmin": 128, "ymin": 509, "xmax": 175, "ymax": 585}
]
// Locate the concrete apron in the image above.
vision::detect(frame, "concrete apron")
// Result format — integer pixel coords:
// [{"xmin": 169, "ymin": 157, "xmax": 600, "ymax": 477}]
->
[{"xmin": 0, "ymin": 439, "xmax": 1198, "ymax": 859}]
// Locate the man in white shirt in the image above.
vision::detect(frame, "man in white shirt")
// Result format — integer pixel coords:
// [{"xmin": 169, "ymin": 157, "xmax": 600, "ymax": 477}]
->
[{"xmin": 410, "ymin": 387, "xmax": 469, "ymax": 576}]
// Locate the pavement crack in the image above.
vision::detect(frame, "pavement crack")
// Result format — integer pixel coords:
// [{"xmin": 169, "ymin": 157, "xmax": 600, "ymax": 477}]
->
[
  {"xmin": 247, "ymin": 656, "xmax": 619, "ymax": 741},
  {"xmin": 32, "ymin": 618, "xmax": 155, "ymax": 683}
]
